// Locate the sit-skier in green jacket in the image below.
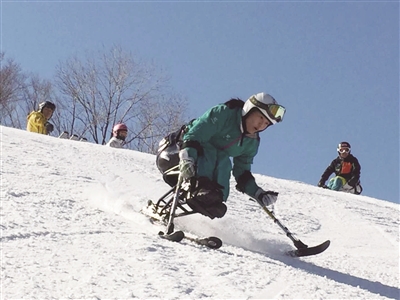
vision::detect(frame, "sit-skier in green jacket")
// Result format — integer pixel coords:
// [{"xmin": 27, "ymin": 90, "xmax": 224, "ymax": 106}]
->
[{"xmin": 178, "ymin": 92, "xmax": 286, "ymax": 219}]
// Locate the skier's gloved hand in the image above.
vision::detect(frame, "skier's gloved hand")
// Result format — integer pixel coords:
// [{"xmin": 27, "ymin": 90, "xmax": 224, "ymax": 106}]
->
[
  {"xmin": 318, "ymin": 180, "xmax": 326, "ymax": 188},
  {"xmin": 179, "ymin": 149, "xmax": 196, "ymax": 180},
  {"xmin": 255, "ymin": 188, "xmax": 278, "ymax": 207},
  {"xmin": 45, "ymin": 122, "xmax": 54, "ymax": 134}
]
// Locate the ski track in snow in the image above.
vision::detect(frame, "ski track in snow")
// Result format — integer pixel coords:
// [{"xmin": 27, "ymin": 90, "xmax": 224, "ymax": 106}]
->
[{"xmin": 1, "ymin": 126, "xmax": 399, "ymax": 299}]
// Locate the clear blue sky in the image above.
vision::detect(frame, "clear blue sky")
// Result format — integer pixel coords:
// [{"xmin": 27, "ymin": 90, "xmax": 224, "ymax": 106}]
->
[{"xmin": 2, "ymin": 1, "xmax": 399, "ymax": 203}]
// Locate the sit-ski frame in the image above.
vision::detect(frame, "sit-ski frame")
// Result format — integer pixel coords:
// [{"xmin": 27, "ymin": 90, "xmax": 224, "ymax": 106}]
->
[{"xmin": 148, "ymin": 166, "xmax": 198, "ymax": 234}]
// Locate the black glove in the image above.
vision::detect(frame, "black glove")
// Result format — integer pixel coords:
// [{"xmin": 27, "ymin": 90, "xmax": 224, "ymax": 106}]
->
[
  {"xmin": 347, "ymin": 177, "xmax": 358, "ymax": 187},
  {"xmin": 318, "ymin": 180, "xmax": 326, "ymax": 188},
  {"xmin": 255, "ymin": 188, "xmax": 279, "ymax": 206},
  {"xmin": 45, "ymin": 122, "xmax": 54, "ymax": 134}
]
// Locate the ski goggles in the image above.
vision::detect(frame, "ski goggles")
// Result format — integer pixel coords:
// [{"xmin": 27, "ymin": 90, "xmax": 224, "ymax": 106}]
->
[
  {"xmin": 338, "ymin": 148, "xmax": 350, "ymax": 153},
  {"xmin": 249, "ymin": 97, "xmax": 286, "ymax": 123}
]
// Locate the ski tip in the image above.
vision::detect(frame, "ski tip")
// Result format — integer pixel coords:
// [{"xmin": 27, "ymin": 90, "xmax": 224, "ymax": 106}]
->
[
  {"xmin": 288, "ymin": 239, "xmax": 331, "ymax": 257},
  {"xmin": 322, "ymin": 240, "xmax": 331, "ymax": 248}
]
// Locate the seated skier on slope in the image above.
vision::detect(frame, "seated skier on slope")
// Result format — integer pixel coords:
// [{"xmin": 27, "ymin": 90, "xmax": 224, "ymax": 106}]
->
[
  {"xmin": 156, "ymin": 92, "xmax": 286, "ymax": 219},
  {"xmin": 106, "ymin": 123, "xmax": 128, "ymax": 148},
  {"xmin": 318, "ymin": 141, "xmax": 362, "ymax": 194},
  {"xmin": 26, "ymin": 101, "xmax": 56, "ymax": 135}
]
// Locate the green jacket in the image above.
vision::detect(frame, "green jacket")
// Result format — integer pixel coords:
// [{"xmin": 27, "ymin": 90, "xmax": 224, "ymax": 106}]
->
[{"xmin": 182, "ymin": 103, "xmax": 260, "ymax": 197}]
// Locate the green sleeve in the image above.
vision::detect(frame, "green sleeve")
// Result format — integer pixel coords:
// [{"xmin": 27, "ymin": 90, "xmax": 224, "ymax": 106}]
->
[
  {"xmin": 182, "ymin": 104, "xmax": 231, "ymax": 160},
  {"xmin": 232, "ymin": 144, "xmax": 260, "ymax": 197}
]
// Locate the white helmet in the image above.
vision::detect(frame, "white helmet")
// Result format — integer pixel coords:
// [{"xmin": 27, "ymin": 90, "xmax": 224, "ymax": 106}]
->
[{"xmin": 242, "ymin": 92, "xmax": 285, "ymax": 125}]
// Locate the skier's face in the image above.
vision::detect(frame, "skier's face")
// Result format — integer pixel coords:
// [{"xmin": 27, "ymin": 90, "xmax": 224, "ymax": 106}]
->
[
  {"xmin": 245, "ymin": 109, "xmax": 271, "ymax": 134},
  {"xmin": 42, "ymin": 107, "xmax": 54, "ymax": 120},
  {"xmin": 117, "ymin": 130, "xmax": 128, "ymax": 141},
  {"xmin": 338, "ymin": 148, "xmax": 350, "ymax": 158}
]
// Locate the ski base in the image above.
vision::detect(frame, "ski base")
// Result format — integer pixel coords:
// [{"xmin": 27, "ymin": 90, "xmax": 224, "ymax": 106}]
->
[{"xmin": 287, "ymin": 240, "xmax": 330, "ymax": 257}]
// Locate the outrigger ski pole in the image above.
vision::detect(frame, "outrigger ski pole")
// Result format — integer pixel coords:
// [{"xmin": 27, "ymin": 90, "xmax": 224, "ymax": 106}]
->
[{"xmin": 251, "ymin": 197, "xmax": 331, "ymax": 257}]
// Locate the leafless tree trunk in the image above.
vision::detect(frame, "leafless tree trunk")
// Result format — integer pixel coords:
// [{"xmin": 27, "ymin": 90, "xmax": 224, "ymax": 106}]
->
[
  {"xmin": 0, "ymin": 52, "xmax": 26, "ymax": 127},
  {"xmin": 127, "ymin": 93, "xmax": 189, "ymax": 153}
]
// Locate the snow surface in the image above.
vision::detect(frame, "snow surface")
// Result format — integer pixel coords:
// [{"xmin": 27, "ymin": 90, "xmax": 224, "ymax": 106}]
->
[{"xmin": 1, "ymin": 125, "xmax": 399, "ymax": 299}]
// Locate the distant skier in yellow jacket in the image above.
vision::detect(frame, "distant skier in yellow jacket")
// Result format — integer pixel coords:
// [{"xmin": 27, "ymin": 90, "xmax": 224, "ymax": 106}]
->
[{"xmin": 26, "ymin": 101, "xmax": 56, "ymax": 135}]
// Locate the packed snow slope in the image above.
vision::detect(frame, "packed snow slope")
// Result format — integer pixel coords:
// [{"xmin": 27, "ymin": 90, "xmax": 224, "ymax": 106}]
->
[{"xmin": 1, "ymin": 126, "xmax": 399, "ymax": 299}]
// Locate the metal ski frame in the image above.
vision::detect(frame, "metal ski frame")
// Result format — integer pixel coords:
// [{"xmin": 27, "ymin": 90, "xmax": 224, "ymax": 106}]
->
[
  {"xmin": 151, "ymin": 167, "xmax": 223, "ymax": 249},
  {"xmin": 151, "ymin": 166, "xmax": 197, "ymax": 235},
  {"xmin": 164, "ymin": 174, "xmax": 183, "ymax": 234}
]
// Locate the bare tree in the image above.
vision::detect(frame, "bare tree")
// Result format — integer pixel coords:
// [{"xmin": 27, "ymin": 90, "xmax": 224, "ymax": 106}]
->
[
  {"xmin": 22, "ymin": 75, "xmax": 53, "ymax": 112},
  {"xmin": 55, "ymin": 45, "xmax": 190, "ymax": 149},
  {"xmin": 0, "ymin": 52, "xmax": 26, "ymax": 127},
  {"xmin": 127, "ymin": 92, "xmax": 189, "ymax": 153}
]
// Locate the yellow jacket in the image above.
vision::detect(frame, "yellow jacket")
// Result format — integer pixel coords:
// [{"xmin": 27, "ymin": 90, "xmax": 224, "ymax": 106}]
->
[{"xmin": 26, "ymin": 111, "xmax": 47, "ymax": 134}]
